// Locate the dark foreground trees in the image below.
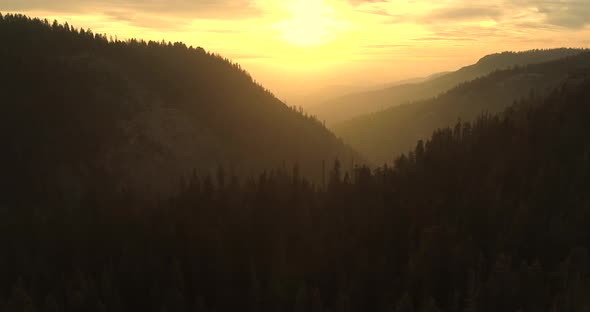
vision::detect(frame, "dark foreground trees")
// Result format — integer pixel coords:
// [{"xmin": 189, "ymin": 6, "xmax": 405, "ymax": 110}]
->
[
  {"xmin": 2, "ymin": 12, "xmax": 590, "ymax": 312},
  {"xmin": 2, "ymin": 76, "xmax": 590, "ymax": 311}
]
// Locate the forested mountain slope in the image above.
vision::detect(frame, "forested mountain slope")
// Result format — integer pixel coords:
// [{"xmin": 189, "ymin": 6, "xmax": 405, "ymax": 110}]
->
[
  {"xmin": 0, "ymin": 14, "xmax": 359, "ymax": 195},
  {"xmin": 334, "ymin": 52, "xmax": 590, "ymax": 163},
  {"xmin": 309, "ymin": 48, "xmax": 585, "ymax": 123},
  {"xmin": 2, "ymin": 74, "xmax": 590, "ymax": 311}
]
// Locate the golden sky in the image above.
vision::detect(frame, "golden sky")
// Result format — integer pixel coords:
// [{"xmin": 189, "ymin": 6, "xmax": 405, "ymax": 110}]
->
[{"xmin": 3, "ymin": 0, "xmax": 590, "ymax": 104}]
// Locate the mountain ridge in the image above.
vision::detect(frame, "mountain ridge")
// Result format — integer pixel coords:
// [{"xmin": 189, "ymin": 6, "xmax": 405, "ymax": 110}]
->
[
  {"xmin": 333, "ymin": 51, "xmax": 590, "ymax": 164},
  {"xmin": 309, "ymin": 48, "xmax": 587, "ymax": 124},
  {"xmin": 0, "ymin": 13, "xmax": 362, "ymax": 196}
]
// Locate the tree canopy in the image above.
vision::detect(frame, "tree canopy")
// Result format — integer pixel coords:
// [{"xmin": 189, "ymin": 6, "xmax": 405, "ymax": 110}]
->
[{"xmin": 2, "ymin": 13, "xmax": 590, "ymax": 312}]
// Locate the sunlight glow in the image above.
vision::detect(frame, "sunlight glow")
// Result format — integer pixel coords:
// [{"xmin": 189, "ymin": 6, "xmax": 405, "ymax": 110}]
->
[
  {"xmin": 275, "ymin": 0, "xmax": 346, "ymax": 46},
  {"xmin": 16, "ymin": 0, "xmax": 590, "ymax": 103}
]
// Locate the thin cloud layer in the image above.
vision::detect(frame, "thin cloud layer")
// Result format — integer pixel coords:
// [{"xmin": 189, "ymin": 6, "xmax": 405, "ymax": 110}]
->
[
  {"xmin": 4, "ymin": 0, "xmax": 589, "ymax": 28},
  {"xmin": 350, "ymin": 0, "xmax": 589, "ymax": 29},
  {"xmin": 2, "ymin": 0, "xmax": 262, "ymax": 20},
  {"xmin": 428, "ymin": 7, "xmax": 503, "ymax": 21},
  {"xmin": 533, "ymin": 0, "xmax": 590, "ymax": 28}
]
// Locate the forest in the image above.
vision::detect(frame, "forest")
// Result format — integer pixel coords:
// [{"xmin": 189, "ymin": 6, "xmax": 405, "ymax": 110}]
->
[
  {"xmin": 0, "ymin": 13, "xmax": 359, "ymax": 196},
  {"xmin": 2, "ymin": 13, "xmax": 590, "ymax": 312},
  {"xmin": 334, "ymin": 52, "xmax": 590, "ymax": 164}
]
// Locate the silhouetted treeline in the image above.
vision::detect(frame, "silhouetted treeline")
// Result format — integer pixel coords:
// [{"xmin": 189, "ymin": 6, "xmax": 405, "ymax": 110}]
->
[
  {"xmin": 335, "ymin": 51, "xmax": 590, "ymax": 164},
  {"xmin": 0, "ymin": 13, "xmax": 359, "ymax": 196},
  {"xmin": 2, "ymin": 58, "xmax": 590, "ymax": 312}
]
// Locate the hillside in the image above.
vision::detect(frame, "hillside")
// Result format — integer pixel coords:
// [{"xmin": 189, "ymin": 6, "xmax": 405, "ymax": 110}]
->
[
  {"xmin": 334, "ymin": 52, "xmax": 590, "ymax": 164},
  {"xmin": 309, "ymin": 48, "xmax": 585, "ymax": 123},
  {"xmin": 290, "ymin": 72, "xmax": 448, "ymax": 109},
  {"xmin": 3, "ymin": 73, "xmax": 590, "ymax": 311},
  {"xmin": 0, "ymin": 14, "xmax": 360, "ymax": 195}
]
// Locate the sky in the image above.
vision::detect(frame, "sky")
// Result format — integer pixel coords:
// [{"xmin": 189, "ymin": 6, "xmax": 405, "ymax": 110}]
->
[{"xmin": 2, "ymin": 0, "xmax": 590, "ymax": 105}]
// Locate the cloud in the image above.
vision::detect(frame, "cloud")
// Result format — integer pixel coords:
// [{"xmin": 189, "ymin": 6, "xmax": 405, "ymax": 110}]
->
[
  {"xmin": 351, "ymin": 0, "xmax": 589, "ymax": 32},
  {"xmin": 535, "ymin": 0, "xmax": 590, "ymax": 28},
  {"xmin": 504, "ymin": 0, "xmax": 590, "ymax": 28},
  {"xmin": 199, "ymin": 29, "xmax": 245, "ymax": 34},
  {"xmin": 100, "ymin": 10, "xmax": 192, "ymax": 30},
  {"xmin": 226, "ymin": 53, "xmax": 276, "ymax": 59},
  {"xmin": 369, "ymin": 4, "xmax": 504, "ymax": 27},
  {"xmin": 412, "ymin": 37, "xmax": 478, "ymax": 41},
  {"xmin": 101, "ymin": 10, "xmax": 249, "ymax": 32},
  {"xmin": 1, "ymin": 0, "xmax": 263, "ymax": 20},
  {"xmin": 356, "ymin": 7, "xmax": 395, "ymax": 17},
  {"xmin": 103, "ymin": 10, "xmax": 136, "ymax": 22},
  {"xmin": 362, "ymin": 44, "xmax": 412, "ymax": 48},
  {"xmin": 427, "ymin": 6, "xmax": 503, "ymax": 21},
  {"xmin": 347, "ymin": 0, "xmax": 390, "ymax": 4}
]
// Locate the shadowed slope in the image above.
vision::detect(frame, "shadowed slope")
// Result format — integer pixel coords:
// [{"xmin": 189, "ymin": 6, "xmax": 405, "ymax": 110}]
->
[{"xmin": 0, "ymin": 13, "xmax": 361, "ymax": 195}]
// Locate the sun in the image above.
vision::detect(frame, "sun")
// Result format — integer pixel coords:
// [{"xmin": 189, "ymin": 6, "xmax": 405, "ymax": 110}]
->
[{"xmin": 276, "ymin": 0, "xmax": 344, "ymax": 46}]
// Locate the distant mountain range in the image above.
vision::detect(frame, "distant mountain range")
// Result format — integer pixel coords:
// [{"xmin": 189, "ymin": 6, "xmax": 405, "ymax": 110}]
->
[
  {"xmin": 334, "ymin": 51, "xmax": 590, "ymax": 164},
  {"xmin": 309, "ymin": 48, "xmax": 586, "ymax": 124},
  {"xmin": 289, "ymin": 72, "xmax": 450, "ymax": 109}
]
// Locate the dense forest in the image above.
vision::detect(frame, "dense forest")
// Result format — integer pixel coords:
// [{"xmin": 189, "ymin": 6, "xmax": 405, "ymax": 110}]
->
[
  {"xmin": 334, "ymin": 52, "xmax": 590, "ymax": 164},
  {"xmin": 309, "ymin": 48, "xmax": 585, "ymax": 123},
  {"xmin": 3, "ymin": 12, "xmax": 590, "ymax": 312},
  {"xmin": 0, "ymin": 13, "xmax": 359, "ymax": 196},
  {"xmin": 3, "ymin": 68, "xmax": 590, "ymax": 312}
]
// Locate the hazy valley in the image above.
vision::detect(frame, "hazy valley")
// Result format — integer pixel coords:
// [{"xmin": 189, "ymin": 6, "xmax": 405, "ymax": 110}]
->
[{"xmin": 2, "ymin": 10, "xmax": 590, "ymax": 312}]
